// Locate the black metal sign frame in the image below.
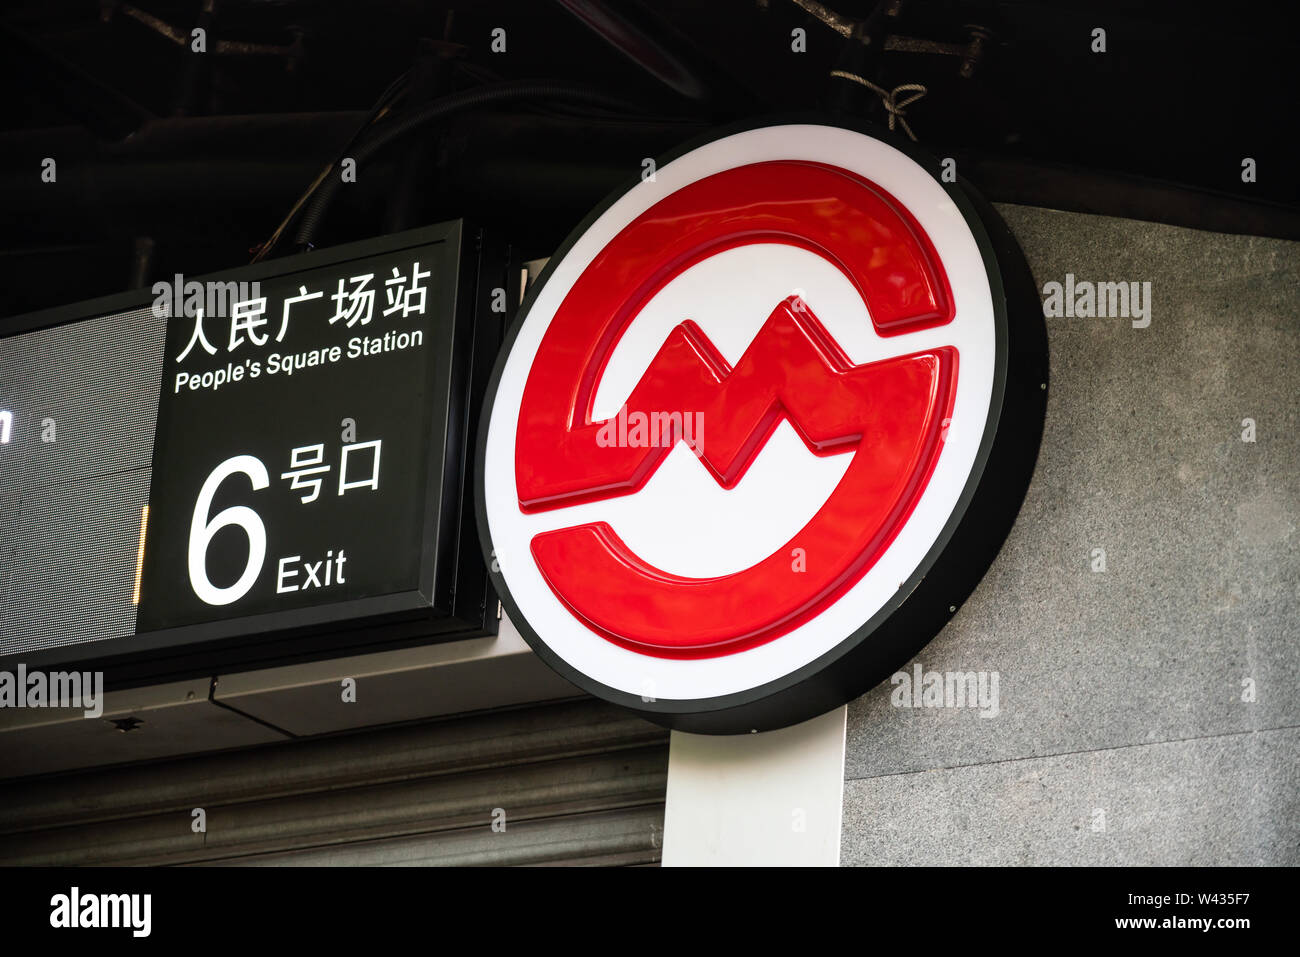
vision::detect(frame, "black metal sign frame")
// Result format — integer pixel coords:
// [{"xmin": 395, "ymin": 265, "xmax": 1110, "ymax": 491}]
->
[{"xmin": 0, "ymin": 221, "xmax": 505, "ymax": 687}]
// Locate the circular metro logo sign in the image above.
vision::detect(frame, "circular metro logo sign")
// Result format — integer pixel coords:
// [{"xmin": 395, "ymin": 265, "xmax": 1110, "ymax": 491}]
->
[{"xmin": 477, "ymin": 122, "xmax": 1045, "ymax": 733}]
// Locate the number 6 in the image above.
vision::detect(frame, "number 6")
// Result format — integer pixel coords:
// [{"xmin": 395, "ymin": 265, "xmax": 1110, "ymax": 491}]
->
[{"xmin": 189, "ymin": 455, "xmax": 269, "ymax": 606}]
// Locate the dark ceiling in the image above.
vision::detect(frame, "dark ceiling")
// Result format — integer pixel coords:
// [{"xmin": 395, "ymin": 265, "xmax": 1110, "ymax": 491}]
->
[{"xmin": 1, "ymin": 0, "xmax": 1297, "ymax": 319}]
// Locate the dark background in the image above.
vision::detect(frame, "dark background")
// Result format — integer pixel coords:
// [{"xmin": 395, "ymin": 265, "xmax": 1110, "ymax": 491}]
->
[{"xmin": 0, "ymin": 0, "xmax": 1297, "ymax": 321}]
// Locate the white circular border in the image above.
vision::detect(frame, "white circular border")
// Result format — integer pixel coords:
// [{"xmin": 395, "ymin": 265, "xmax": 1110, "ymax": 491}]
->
[{"xmin": 482, "ymin": 124, "xmax": 997, "ymax": 703}]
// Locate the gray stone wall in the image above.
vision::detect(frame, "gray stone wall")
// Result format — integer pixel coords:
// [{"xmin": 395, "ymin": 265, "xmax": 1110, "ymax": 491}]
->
[{"xmin": 841, "ymin": 205, "xmax": 1299, "ymax": 865}]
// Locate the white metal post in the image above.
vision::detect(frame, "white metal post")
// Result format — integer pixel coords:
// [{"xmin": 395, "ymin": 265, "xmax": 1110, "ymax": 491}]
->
[{"xmin": 661, "ymin": 705, "xmax": 846, "ymax": 866}]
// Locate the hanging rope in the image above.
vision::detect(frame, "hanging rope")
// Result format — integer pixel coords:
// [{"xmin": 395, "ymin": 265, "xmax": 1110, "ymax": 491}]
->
[{"xmin": 830, "ymin": 70, "xmax": 928, "ymax": 141}]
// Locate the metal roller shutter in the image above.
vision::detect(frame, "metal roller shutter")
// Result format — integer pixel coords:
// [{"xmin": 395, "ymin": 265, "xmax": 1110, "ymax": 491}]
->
[{"xmin": 0, "ymin": 699, "xmax": 669, "ymax": 866}]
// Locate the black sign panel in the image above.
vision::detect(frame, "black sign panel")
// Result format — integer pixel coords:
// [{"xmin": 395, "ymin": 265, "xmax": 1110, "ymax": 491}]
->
[
  {"xmin": 137, "ymin": 238, "xmax": 459, "ymax": 632},
  {"xmin": 0, "ymin": 220, "xmax": 503, "ymax": 681}
]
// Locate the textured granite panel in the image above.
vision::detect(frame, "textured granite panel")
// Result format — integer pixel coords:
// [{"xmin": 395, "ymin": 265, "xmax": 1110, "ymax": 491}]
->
[
  {"xmin": 843, "ymin": 727, "xmax": 1299, "ymax": 866},
  {"xmin": 846, "ymin": 207, "xmax": 1299, "ymax": 781}
]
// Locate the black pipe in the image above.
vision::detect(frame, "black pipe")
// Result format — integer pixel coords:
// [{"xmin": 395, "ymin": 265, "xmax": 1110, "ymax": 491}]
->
[{"xmin": 552, "ymin": 0, "xmax": 710, "ymax": 101}]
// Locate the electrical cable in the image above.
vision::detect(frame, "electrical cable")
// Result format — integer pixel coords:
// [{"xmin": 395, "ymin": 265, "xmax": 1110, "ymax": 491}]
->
[
  {"xmin": 291, "ymin": 80, "xmax": 644, "ymax": 251},
  {"xmin": 830, "ymin": 70, "xmax": 927, "ymax": 141},
  {"xmin": 250, "ymin": 70, "xmax": 411, "ymax": 262}
]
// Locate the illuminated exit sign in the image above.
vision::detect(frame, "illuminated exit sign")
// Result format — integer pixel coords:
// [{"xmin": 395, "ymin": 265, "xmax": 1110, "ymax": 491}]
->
[{"xmin": 0, "ymin": 221, "xmax": 506, "ymax": 683}]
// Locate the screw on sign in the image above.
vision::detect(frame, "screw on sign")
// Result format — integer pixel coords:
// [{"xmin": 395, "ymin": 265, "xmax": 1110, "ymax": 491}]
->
[{"xmin": 478, "ymin": 122, "xmax": 1047, "ymax": 734}]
